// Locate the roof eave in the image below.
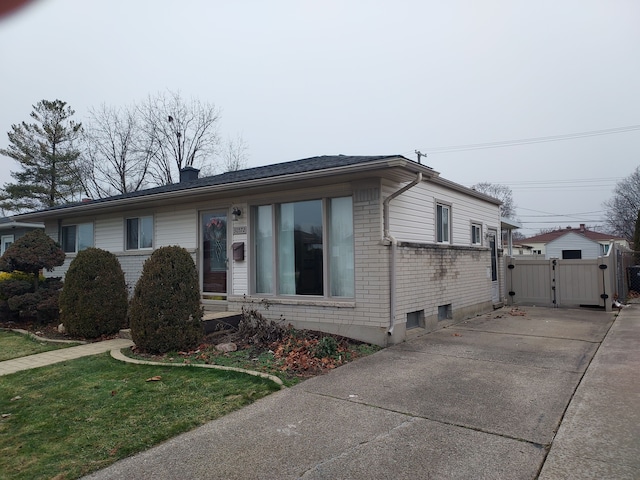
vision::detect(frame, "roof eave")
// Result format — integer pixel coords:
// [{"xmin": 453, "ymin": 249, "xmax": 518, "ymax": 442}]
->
[
  {"xmin": 431, "ymin": 176, "xmax": 502, "ymax": 206},
  {"xmin": 0, "ymin": 221, "xmax": 45, "ymax": 230}
]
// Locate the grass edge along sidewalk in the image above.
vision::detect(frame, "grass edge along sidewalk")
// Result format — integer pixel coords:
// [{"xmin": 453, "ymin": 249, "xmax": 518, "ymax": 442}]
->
[
  {"xmin": 0, "ymin": 353, "xmax": 281, "ymax": 480},
  {"xmin": 0, "ymin": 329, "xmax": 81, "ymax": 362}
]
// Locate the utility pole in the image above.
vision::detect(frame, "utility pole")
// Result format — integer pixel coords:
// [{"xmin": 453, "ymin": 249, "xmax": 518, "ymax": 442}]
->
[{"xmin": 415, "ymin": 150, "xmax": 426, "ymax": 164}]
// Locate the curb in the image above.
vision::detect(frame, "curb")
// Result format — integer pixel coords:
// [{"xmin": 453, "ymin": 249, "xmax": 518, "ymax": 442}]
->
[{"xmin": 109, "ymin": 348, "xmax": 285, "ymax": 388}]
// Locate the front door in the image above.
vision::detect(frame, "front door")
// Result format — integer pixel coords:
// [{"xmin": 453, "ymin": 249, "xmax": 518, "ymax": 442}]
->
[{"xmin": 202, "ymin": 211, "xmax": 228, "ymax": 296}]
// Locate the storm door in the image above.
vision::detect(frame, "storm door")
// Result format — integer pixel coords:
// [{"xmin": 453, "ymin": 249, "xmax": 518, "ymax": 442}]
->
[
  {"xmin": 488, "ymin": 229, "xmax": 499, "ymax": 303},
  {"xmin": 202, "ymin": 211, "xmax": 228, "ymax": 296}
]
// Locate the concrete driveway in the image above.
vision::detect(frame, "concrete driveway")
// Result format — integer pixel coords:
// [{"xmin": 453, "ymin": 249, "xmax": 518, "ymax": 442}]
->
[{"xmin": 84, "ymin": 306, "xmax": 619, "ymax": 479}]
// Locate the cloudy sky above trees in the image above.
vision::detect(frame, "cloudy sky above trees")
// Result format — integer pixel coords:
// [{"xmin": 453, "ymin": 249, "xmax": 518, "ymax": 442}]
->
[{"xmin": 0, "ymin": 0, "xmax": 639, "ymax": 235}]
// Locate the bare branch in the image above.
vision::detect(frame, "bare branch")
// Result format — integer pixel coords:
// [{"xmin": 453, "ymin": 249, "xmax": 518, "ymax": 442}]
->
[
  {"xmin": 221, "ymin": 134, "xmax": 249, "ymax": 172},
  {"xmin": 471, "ymin": 182, "xmax": 517, "ymax": 219},
  {"xmin": 79, "ymin": 104, "xmax": 153, "ymax": 198},
  {"xmin": 139, "ymin": 90, "xmax": 221, "ymax": 184},
  {"xmin": 603, "ymin": 166, "xmax": 640, "ymax": 241}
]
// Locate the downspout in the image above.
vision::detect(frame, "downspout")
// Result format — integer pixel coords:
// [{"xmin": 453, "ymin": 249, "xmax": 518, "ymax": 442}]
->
[{"xmin": 383, "ymin": 172, "xmax": 422, "ymax": 337}]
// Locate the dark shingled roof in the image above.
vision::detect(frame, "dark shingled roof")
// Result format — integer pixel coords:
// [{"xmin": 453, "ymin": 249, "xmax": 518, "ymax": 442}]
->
[{"xmin": 31, "ymin": 155, "xmax": 406, "ymax": 213}]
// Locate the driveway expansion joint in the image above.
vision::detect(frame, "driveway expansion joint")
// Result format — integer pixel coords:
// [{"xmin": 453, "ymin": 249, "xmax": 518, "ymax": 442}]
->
[{"xmin": 302, "ymin": 389, "xmax": 548, "ymax": 450}]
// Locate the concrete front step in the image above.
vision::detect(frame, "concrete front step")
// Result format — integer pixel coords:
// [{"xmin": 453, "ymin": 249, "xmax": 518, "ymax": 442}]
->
[
  {"xmin": 119, "ymin": 311, "xmax": 243, "ymax": 339},
  {"xmin": 202, "ymin": 311, "xmax": 243, "ymax": 334}
]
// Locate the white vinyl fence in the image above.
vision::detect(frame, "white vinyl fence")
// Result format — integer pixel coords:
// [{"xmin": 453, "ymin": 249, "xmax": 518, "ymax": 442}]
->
[{"xmin": 505, "ymin": 251, "xmax": 617, "ymax": 311}]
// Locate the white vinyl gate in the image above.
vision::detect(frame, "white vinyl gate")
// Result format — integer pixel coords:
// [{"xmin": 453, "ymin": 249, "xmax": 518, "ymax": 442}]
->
[{"xmin": 505, "ymin": 254, "xmax": 615, "ymax": 311}]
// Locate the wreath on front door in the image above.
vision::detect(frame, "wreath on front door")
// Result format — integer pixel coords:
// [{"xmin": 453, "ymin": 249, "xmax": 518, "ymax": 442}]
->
[{"xmin": 206, "ymin": 217, "xmax": 226, "ymax": 262}]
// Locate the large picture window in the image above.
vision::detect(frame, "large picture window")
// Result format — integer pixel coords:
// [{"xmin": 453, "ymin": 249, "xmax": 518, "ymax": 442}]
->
[
  {"xmin": 126, "ymin": 216, "xmax": 153, "ymax": 250},
  {"xmin": 254, "ymin": 196, "xmax": 354, "ymax": 298},
  {"xmin": 61, "ymin": 223, "xmax": 94, "ymax": 253}
]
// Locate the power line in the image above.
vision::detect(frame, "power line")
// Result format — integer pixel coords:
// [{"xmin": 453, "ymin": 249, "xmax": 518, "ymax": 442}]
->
[
  {"xmin": 493, "ymin": 177, "xmax": 623, "ymax": 185},
  {"xmin": 518, "ymin": 207, "xmax": 600, "ymax": 214},
  {"xmin": 414, "ymin": 124, "xmax": 640, "ymax": 154}
]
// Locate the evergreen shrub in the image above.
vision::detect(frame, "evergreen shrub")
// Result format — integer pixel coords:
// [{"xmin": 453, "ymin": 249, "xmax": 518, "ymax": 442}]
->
[
  {"xmin": 59, "ymin": 248, "xmax": 128, "ymax": 338},
  {"xmin": 0, "ymin": 230, "xmax": 65, "ymax": 322},
  {"xmin": 129, "ymin": 246, "xmax": 203, "ymax": 353}
]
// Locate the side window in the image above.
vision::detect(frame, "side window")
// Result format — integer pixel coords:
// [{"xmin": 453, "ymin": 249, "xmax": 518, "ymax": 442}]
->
[
  {"xmin": 436, "ymin": 203, "xmax": 450, "ymax": 243},
  {"xmin": 1, "ymin": 234, "xmax": 14, "ymax": 255},
  {"xmin": 471, "ymin": 223, "xmax": 482, "ymax": 245},
  {"xmin": 126, "ymin": 216, "xmax": 153, "ymax": 250},
  {"xmin": 61, "ymin": 223, "xmax": 94, "ymax": 253}
]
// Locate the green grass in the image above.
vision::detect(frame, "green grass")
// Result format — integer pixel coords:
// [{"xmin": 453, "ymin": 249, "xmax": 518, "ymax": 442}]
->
[
  {"xmin": 0, "ymin": 330, "xmax": 80, "ymax": 361},
  {"xmin": 0, "ymin": 354, "xmax": 281, "ymax": 480}
]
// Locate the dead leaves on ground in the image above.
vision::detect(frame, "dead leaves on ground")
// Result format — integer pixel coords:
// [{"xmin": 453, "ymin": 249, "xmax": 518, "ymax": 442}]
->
[{"xmin": 272, "ymin": 336, "xmax": 348, "ymax": 374}]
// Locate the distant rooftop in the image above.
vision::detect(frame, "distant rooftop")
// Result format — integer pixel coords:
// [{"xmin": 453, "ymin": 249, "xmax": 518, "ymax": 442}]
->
[{"xmin": 522, "ymin": 224, "xmax": 624, "ymax": 243}]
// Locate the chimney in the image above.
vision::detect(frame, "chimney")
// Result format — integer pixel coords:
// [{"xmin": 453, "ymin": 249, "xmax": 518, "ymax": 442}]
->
[
  {"xmin": 179, "ymin": 166, "xmax": 200, "ymax": 183},
  {"xmin": 580, "ymin": 223, "xmax": 586, "ymax": 233}
]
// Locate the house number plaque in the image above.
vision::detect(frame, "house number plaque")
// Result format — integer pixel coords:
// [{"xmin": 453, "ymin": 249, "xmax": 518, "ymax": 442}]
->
[{"xmin": 233, "ymin": 226, "xmax": 246, "ymax": 235}]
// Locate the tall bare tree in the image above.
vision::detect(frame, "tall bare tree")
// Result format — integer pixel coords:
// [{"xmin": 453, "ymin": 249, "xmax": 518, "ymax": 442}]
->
[
  {"xmin": 471, "ymin": 182, "xmax": 517, "ymax": 218},
  {"xmin": 139, "ymin": 91, "xmax": 221, "ymax": 184},
  {"xmin": 221, "ymin": 134, "xmax": 249, "ymax": 172},
  {"xmin": 79, "ymin": 104, "xmax": 153, "ymax": 198},
  {"xmin": 0, "ymin": 99, "xmax": 82, "ymax": 212},
  {"xmin": 603, "ymin": 166, "xmax": 640, "ymax": 241}
]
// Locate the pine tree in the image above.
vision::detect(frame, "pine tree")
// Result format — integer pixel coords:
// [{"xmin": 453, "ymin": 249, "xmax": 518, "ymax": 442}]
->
[{"xmin": 0, "ymin": 100, "xmax": 82, "ymax": 212}]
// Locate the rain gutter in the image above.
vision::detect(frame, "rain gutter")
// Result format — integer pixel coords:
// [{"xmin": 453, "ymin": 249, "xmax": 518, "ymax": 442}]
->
[{"xmin": 383, "ymin": 172, "xmax": 422, "ymax": 337}]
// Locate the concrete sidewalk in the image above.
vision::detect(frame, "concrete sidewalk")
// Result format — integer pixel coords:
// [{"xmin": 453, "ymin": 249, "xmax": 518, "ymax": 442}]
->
[
  {"xmin": 539, "ymin": 305, "xmax": 640, "ymax": 479},
  {"xmin": 81, "ymin": 305, "xmax": 639, "ymax": 479},
  {"xmin": 0, "ymin": 338, "xmax": 133, "ymax": 376}
]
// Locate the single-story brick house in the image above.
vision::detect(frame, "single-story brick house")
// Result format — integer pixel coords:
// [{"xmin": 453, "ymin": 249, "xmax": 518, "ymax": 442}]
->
[{"xmin": 14, "ymin": 155, "xmax": 504, "ymax": 345}]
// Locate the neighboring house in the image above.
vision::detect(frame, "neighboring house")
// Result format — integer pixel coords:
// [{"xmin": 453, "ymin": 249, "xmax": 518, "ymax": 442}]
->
[
  {"xmin": 520, "ymin": 224, "xmax": 628, "ymax": 259},
  {"xmin": 0, "ymin": 217, "xmax": 44, "ymax": 255},
  {"xmin": 512, "ymin": 244, "xmax": 534, "ymax": 255},
  {"xmin": 14, "ymin": 155, "xmax": 503, "ymax": 346}
]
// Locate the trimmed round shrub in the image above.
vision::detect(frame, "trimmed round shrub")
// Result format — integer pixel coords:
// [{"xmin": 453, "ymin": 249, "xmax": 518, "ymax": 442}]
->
[
  {"xmin": 129, "ymin": 246, "xmax": 203, "ymax": 353},
  {"xmin": 8, "ymin": 278, "xmax": 64, "ymax": 323},
  {"xmin": 0, "ymin": 230, "xmax": 65, "ymax": 278},
  {"xmin": 59, "ymin": 248, "xmax": 128, "ymax": 338}
]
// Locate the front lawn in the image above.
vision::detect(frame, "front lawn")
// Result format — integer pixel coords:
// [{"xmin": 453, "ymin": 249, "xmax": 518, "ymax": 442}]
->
[
  {"xmin": 0, "ymin": 330, "xmax": 80, "ymax": 361},
  {"xmin": 0, "ymin": 354, "xmax": 280, "ymax": 480}
]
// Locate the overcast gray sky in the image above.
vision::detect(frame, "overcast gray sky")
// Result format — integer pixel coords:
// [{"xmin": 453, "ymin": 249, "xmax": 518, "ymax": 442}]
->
[{"xmin": 1, "ymin": 0, "xmax": 639, "ymax": 235}]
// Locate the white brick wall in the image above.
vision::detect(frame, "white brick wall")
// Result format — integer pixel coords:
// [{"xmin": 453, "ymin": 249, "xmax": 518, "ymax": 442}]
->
[
  {"xmin": 229, "ymin": 180, "xmax": 496, "ymax": 346},
  {"xmin": 394, "ymin": 244, "xmax": 492, "ymax": 327}
]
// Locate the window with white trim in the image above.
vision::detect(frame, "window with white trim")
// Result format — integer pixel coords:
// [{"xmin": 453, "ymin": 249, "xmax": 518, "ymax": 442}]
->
[
  {"xmin": 471, "ymin": 223, "xmax": 482, "ymax": 245},
  {"xmin": 253, "ymin": 196, "xmax": 354, "ymax": 297},
  {"xmin": 436, "ymin": 203, "xmax": 450, "ymax": 243},
  {"xmin": 126, "ymin": 216, "xmax": 153, "ymax": 250},
  {"xmin": 61, "ymin": 223, "xmax": 94, "ymax": 253}
]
